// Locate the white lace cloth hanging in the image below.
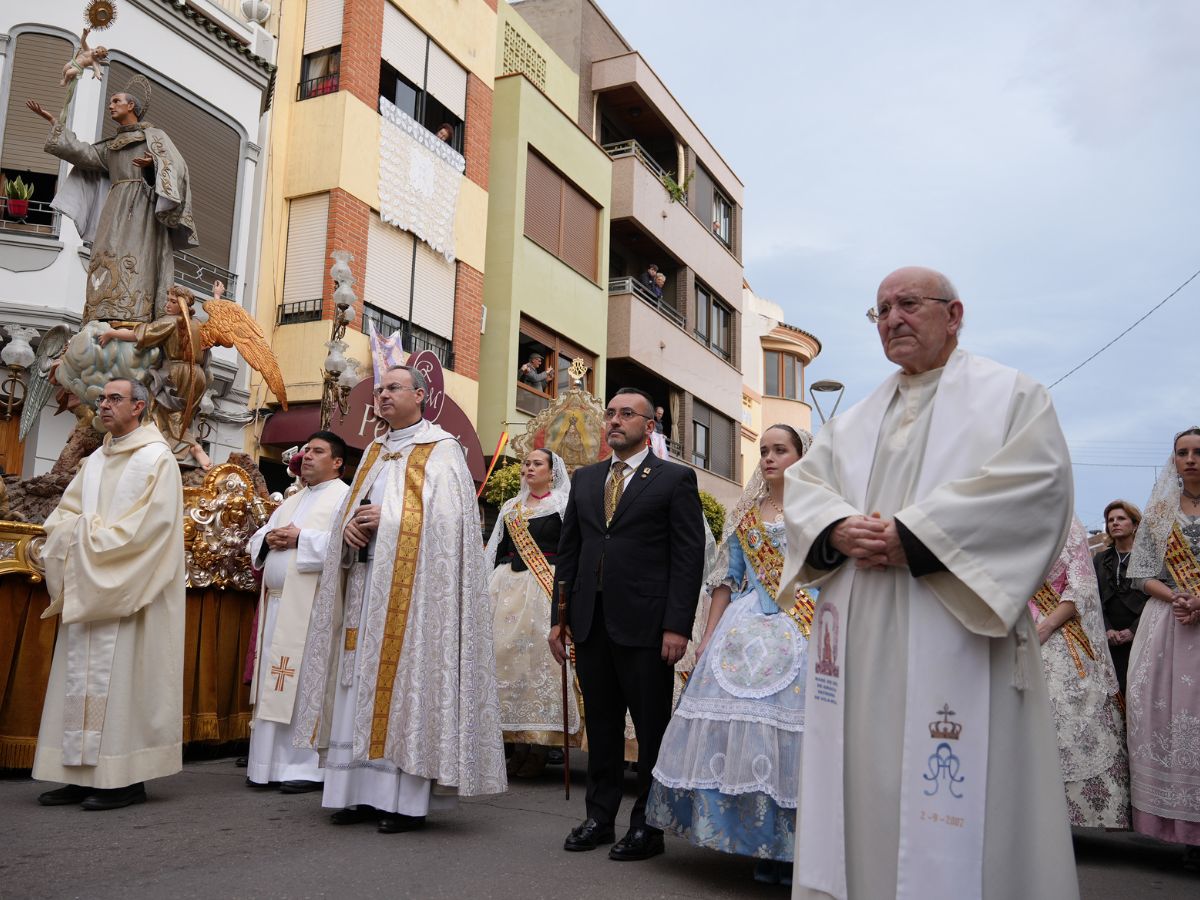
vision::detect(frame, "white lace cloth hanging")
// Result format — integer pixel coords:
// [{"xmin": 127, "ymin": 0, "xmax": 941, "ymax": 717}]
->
[{"xmin": 379, "ymin": 98, "xmax": 465, "ymax": 263}]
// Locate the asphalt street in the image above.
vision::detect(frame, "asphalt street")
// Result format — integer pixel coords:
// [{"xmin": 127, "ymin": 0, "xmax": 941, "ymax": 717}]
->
[{"xmin": 1, "ymin": 756, "xmax": 1196, "ymax": 899}]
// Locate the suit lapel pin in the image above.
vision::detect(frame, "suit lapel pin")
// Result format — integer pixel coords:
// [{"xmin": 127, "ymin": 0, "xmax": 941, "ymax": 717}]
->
[{"xmin": 641, "ymin": 467, "xmax": 651, "ymax": 478}]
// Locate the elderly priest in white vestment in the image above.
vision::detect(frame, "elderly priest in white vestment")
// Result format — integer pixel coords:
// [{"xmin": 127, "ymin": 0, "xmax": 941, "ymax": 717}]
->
[
  {"xmin": 781, "ymin": 267, "xmax": 1079, "ymax": 900},
  {"xmin": 245, "ymin": 431, "xmax": 349, "ymax": 792},
  {"xmin": 292, "ymin": 365, "xmax": 506, "ymax": 834},
  {"xmin": 33, "ymin": 378, "xmax": 185, "ymax": 811}
]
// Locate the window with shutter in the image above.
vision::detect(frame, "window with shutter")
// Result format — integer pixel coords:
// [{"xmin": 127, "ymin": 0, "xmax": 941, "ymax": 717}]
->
[
  {"xmin": 381, "ymin": 4, "xmax": 426, "ymax": 89},
  {"xmin": 516, "ymin": 315, "xmax": 596, "ymax": 415},
  {"xmin": 709, "ymin": 412, "xmax": 734, "ymax": 478},
  {"xmin": 411, "ymin": 239, "xmax": 456, "ymax": 340},
  {"xmin": 524, "ymin": 149, "xmax": 600, "ymax": 283},
  {"xmin": 424, "ymin": 41, "xmax": 466, "ymax": 122},
  {"xmin": 523, "ymin": 150, "xmax": 561, "ymax": 256},
  {"xmin": 365, "ymin": 213, "xmax": 414, "ymax": 320},
  {"xmin": 104, "ymin": 61, "xmax": 241, "ymax": 270},
  {"xmin": 560, "ymin": 181, "xmax": 599, "ymax": 281},
  {"xmin": 282, "ymin": 194, "xmax": 329, "ymax": 306},
  {"xmin": 303, "ymin": 0, "xmax": 345, "ymax": 55},
  {"xmin": 2, "ymin": 33, "xmax": 73, "ymax": 176}
]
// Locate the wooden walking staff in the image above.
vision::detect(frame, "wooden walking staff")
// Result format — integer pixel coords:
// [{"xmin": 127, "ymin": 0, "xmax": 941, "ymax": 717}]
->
[{"xmin": 557, "ymin": 579, "xmax": 570, "ymax": 801}]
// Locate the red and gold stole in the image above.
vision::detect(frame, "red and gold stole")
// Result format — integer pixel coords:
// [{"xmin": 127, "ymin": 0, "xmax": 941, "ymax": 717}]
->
[
  {"xmin": 1031, "ymin": 580, "xmax": 1096, "ymax": 679},
  {"xmin": 504, "ymin": 505, "xmax": 555, "ymax": 601},
  {"xmin": 1165, "ymin": 522, "xmax": 1200, "ymax": 597},
  {"xmin": 734, "ymin": 502, "xmax": 815, "ymax": 638}
]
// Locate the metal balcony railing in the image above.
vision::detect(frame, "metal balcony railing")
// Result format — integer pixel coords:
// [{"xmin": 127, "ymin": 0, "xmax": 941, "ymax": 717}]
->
[
  {"xmin": 277, "ymin": 299, "xmax": 322, "ymax": 325},
  {"xmin": 608, "ymin": 276, "xmax": 685, "ymax": 328},
  {"xmin": 0, "ymin": 198, "xmax": 60, "ymax": 237},
  {"xmin": 173, "ymin": 250, "xmax": 238, "ymax": 299},
  {"xmin": 298, "ymin": 73, "xmax": 339, "ymax": 101},
  {"xmin": 602, "ymin": 140, "xmax": 668, "ymax": 181}
]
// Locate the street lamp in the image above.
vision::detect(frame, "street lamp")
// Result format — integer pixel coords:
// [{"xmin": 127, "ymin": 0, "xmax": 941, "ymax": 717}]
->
[
  {"xmin": 809, "ymin": 379, "xmax": 845, "ymax": 424},
  {"xmin": 320, "ymin": 251, "xmax": 362, "ymax": 429}
]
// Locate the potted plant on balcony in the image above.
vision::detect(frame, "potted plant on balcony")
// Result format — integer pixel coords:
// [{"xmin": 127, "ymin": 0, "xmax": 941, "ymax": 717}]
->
[{"xmin": 4, "ymin": 177, "xmax": 33, "ymax": 219}]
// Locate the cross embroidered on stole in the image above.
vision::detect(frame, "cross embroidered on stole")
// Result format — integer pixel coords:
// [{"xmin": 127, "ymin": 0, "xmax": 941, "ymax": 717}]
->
[{"xmin": 271, "ymin": 656, "xmax": 295, "ymax": 692}]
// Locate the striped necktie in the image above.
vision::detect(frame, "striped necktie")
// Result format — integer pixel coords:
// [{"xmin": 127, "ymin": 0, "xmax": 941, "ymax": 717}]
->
[{"xmin": 605, "ymin": 461, "xmax": 629, "ymax": 524}]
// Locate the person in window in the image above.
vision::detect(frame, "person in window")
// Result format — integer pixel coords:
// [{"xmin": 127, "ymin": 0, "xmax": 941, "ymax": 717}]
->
[
  {"xmin": 639, "ymin": 264, "xmax": 659, "ymax": 292},
  {"xmin": 519, "ymin": 352, "xmax": 551, "ymax": 391},
  {"xmin": 654, "ymin": 407, "xmax": 670, "ymax": 441},
  {"xmin": 1093, "ymin": 499, "xmax": 1148, "ymax": 694},
  {"xmin": 435, "ymin": 123, "xmax": 454, "ymax": 143}
]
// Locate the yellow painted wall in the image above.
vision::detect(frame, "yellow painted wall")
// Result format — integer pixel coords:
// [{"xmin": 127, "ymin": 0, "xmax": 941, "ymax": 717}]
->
[
  {"xmin": 398, "ymin": 0, "xmax": 497, "ymax": 88},
  {"xmin": 478, "ymin": 71, "xmax": 611, "ymax": 454},
  {"xmin": 496, "ymin": 1, "xmax": 578, "ymax": 118}
]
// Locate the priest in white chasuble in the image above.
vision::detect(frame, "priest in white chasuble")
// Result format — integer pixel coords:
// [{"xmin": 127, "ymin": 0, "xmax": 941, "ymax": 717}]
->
[
  {"xmin": 781, "ymin": 268, "xmax": 1079, "ymax": 900},
  {"xmin": 293, "ymin": 365, "xmax": 506, "ymax": 834},
  {"xmin": 245, "ymin": 431, "xmax": 350, "ymax": 792},
  {"xmin": 33, "ymin": 379, "xmax": 185, "ymax": 811}
]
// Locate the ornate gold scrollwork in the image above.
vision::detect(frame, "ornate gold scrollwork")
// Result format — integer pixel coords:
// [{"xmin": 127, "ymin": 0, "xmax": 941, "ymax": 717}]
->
[{"xmin": 183, "ymin": 462, "xmax": 276, "ymax": 591}]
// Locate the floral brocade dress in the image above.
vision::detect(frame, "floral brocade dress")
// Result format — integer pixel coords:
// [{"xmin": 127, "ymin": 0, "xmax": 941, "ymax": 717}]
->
[{"xmin": 646, "ymin": 515, "xmax": 811, "ymax": 861}]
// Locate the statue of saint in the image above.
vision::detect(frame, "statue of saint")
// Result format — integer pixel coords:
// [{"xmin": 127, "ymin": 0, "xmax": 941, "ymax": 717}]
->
[{"xmin": 27, "ymin": 73, "xmax": 197, "ymax": 324}]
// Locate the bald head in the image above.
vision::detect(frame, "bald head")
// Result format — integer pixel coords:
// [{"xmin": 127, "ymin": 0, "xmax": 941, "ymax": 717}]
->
[{"xmin": 873, "ymin": 266, "xmax": 964, "ymax": 375}]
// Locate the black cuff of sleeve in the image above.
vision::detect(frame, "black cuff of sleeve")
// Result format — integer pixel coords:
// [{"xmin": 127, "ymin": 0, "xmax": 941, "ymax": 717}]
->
[
  {"xmin": 895, "ymin": 519, "xmax": 948, "ymax": 578},
  {"xmin": 807, "ymin": 519, "xmax": 848, "ymax": 570}
]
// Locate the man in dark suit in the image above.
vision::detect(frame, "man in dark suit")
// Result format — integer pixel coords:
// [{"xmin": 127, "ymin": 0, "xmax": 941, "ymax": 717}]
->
[{"xmin": 549, "ymin": 387, "xmax": 705, "ymax": 861}]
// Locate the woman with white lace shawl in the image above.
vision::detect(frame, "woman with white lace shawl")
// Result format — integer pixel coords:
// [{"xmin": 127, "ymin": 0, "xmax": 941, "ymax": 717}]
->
[
  {"xmin": 1028, "ymin": 517, "xmax": 1130, "ymax": 828},
  {"xmin": 1126, "ymin": 427, "xmax": 1200, "ymax": 862},
  {"xmin": 647, "ymin": 425, "xmax": 815, "ymax": 886},
  {"xmin": 484, "ymin": 449, "xmax": 581, "ymax": 778}
]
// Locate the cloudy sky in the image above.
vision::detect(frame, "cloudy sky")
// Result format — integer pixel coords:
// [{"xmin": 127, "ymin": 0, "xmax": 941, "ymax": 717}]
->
[{"xmin": 594, "ymin": 0, "xmax": 1200, "ymax": 530}]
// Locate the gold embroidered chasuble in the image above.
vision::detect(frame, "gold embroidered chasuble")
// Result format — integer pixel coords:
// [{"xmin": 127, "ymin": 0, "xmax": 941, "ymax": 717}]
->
[{"xmin": 292, "ymin": 420, "xmax": 506, "ymax": 796}]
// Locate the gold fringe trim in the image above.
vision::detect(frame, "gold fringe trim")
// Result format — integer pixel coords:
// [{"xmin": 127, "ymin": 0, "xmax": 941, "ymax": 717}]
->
[{"xmin": 0, "ymin": 737, "xmax": 38, "ymax": 769}]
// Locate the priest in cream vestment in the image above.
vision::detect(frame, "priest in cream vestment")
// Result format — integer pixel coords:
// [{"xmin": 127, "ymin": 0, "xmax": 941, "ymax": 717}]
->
[
  {"xmin": 293, "ymin": 365, "xmax": 506, "ymax": 834},
  {"xmin": 34, "ymin": 379, "xmax": 185, "ymax": 811},
  {"xmin": 781, "ymin": 269, "xmax": 1079, "ymax": 900},
  {"xmin": 245, "ymin": 431, "xmax": 349, "ymax": 791}
]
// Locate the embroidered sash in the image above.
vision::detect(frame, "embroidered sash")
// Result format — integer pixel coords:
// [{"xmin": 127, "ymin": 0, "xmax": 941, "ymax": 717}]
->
[
  {"xmin": 1165, "ymin": 522, "xmax": 1200, "ymax": 597},
  {"xmin": 505, "ymin": 507, "xmax": 555, "ymax": 601},
  {"xmin": 1031, "ymin": 581, "xmax": 1096, "ymax": 679},
  {"xmin": 735, "ymin": 503, "xmax": 815, "ymax": 637},
  {"xmin": 368, "ymin": 442, "xmax": 435, "ymax": 759}
]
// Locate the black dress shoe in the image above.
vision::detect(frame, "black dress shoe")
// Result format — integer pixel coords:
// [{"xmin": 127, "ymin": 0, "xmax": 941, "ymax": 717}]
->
[
  {"xmin": 245, "ymin": 777, "xmax": 280, "ymax": 790},
  {"xmin": 609, "ymin": 826, "xmax": 664, "ymax": 861},
  {"xmin": 37, "ymin": 784, "xmax": 93, "ymax": 806},
  {"xmin": 235, "ymin": 756, "xmax": 248, "ymax": 768},
  {"xmin": 279, "ymin": 779, "xmax": 323, "ymax": 794},
  {"xmin": 377, "ymin": 812, "xmax": 426, "ymax": 834},
  {"xmin": 80, "ymin": 783, "xmax": 146, "ymax": 811},
  {"xmin": 330, "ymin": 805, "xmax": 376, "ymax": 825},
  {"xmin": 563, "ymin": 818, "xmax": 616, "ymax": 851}
]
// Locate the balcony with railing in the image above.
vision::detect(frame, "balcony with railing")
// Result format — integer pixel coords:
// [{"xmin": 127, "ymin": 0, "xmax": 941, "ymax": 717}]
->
[
  {"xmin": 298, "ymin": 72, "xmax": 340, "ymax": 101},
  {"xmin": 173, "ymin": 250, "xmax": 239, "ymax": 300},
  {"xmin": 0, "ymin": 199, "xmax": 60, "ymax": 238},
  {"xmin": 608, "ymin": 275, "xmax": 684, "ymax": 328}
]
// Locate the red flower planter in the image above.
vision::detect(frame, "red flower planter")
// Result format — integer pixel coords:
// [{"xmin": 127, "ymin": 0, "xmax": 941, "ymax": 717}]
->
[{"xmin": 6, "ymin": 199, "xmax": 29, "ymax": 218}]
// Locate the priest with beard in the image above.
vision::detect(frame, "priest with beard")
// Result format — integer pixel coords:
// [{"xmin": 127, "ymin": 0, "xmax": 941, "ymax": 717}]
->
[
  {"xmin": 781, "ymin": 267, "xmax": 1079, "ymax": 899},
  {"xmin": 244, "ymin": 431, "xmax": 349, "ymax": 793},
  {"xmin": 292, "ymin": 365, "xmax": 506, "ymax": 833}
]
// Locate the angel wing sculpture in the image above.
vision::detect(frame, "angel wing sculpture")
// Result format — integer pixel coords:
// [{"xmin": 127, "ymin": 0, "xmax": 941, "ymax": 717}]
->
[
  {"xmin": 199, "ymin": 281, "xmax": 288, "ymax": 410},
  {"xmin": 18, "ymin": 324, "xmax": 72, "ymax": 441}
]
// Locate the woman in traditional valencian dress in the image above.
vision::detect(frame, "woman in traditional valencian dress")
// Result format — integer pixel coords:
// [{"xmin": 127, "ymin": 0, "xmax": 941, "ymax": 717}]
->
[
  {"xmin": 485, "ymin": 449, "xmax": 580, "ymax": 778},
  {"xmin": 1029, "ymin": 517, "xmax": 1130, "ymax": 828},
  {"xmin": 1127, "ymin": 427, "xmax": 1200, "ymax": 867},
  {"xmin": 647, "ymin": 425, "xmax": 814, "ymax": 885}
]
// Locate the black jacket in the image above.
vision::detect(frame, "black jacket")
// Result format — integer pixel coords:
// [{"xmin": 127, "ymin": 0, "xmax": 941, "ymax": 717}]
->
[
  {"xmin": 494, "ymin": 513, "xmax": 561, "ymax": 572},
  {"xmin": 1093, "ymin": 546, "xmax": 1148, "ymax": 632},
  {"xmin": 553, "ymin": 452, "xmax": 705, "ymax": 647}
]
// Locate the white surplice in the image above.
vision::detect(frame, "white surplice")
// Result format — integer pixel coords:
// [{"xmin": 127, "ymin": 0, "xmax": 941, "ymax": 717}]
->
[
  {"xmin": 245, "ymin": 477, "xmax": 348, "ymax": 784},
  {"xmin": 781, "ymin": 350, "xmax": 1079, "ymax": 900},
  {"xmin": 33, "ymin": 424, "xmax": 185, "ymax": 789}
]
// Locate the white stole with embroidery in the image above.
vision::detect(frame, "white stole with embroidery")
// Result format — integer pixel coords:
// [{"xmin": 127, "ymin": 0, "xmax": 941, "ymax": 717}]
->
[{"xmin": 797, "ymin": 351, "xmax": 1016, "ymax": 900}]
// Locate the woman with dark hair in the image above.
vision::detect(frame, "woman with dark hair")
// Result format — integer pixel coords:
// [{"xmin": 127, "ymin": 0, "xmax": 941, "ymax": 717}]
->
[
  {"xmin": 1093, "ymin": 499, "xmax": 1148, "ymax": 693},
  {"xmin": 484, "ymin": 449, "xmax": 580, "ymax": 777},
  {"xmin": 1127, "ymin": 427, "xmax": 1200, "ymax": 865},
  {"xmin": 647, "ymin": 424, "xmax": 815, "ymax": 885}
]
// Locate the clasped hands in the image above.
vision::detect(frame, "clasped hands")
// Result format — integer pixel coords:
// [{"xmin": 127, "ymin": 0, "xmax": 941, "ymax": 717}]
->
[
  {"xmin": 830, "ymin": 513, "xmax": 908, "ymax": 570},
  {"xmin": 1171, "ymin": 593, "xmax": 1200, "ymax": 626},
  {"xmin": 264, "ymin": 522, "xmax": 300, "ymax": 551},
  {"xmin": 343, "ymin": 504, "xmax": 381, "ymax": 549}
]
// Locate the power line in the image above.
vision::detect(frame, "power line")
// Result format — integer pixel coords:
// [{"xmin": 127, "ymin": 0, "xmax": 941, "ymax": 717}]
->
[{"xmin": 1048, "ymin": 266, "xmax": 1200, "ymax": 389}]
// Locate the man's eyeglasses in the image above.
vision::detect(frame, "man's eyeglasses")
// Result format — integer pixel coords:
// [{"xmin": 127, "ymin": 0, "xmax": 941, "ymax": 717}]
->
[
  {"xmin": 97, "ymin": 394, "xmax": 128, "ymax": 406},
  {"xmin": 603, "ymin": 407, "xmax": 653, "ymax": 422},
  {"xmin": 372, "ymin": 384, "xmax": 419, "ymax": 397},
  {"xmin": 866, "ymin": 296, "xmax": 952, "ymax": 324}
]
